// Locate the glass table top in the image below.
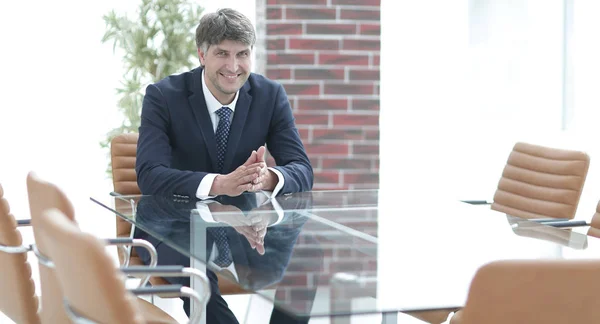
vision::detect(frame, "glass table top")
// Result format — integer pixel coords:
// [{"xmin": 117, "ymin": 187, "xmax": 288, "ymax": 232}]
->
[{"xmin": 90, "ymin": 190, "xmax": 600, "ymax": 318}]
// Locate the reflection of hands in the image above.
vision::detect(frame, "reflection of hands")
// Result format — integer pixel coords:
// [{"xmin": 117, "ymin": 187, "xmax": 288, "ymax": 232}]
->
[
  {"xmin": 246, "ymin": 212, "xmax": 277, "ymax": 255},
  {"xmin": 210, "ymin": 204, "xmax": 266, "ymax": 255}
]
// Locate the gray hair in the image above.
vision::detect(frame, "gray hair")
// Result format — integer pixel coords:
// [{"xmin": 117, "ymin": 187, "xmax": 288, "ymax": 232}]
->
[{"xmin": 195, "ymin": 8, "xmax": 256, "ymax": 52}]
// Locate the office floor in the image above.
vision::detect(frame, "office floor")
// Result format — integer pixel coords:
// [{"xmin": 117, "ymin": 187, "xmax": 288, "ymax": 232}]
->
[
  {"xmin": 0, "ymin": 299, "xmax": 429, "ymax": 324},
  {"xmin": 143, "ymin": 293, "xmax": 430, "ymax": 324}
]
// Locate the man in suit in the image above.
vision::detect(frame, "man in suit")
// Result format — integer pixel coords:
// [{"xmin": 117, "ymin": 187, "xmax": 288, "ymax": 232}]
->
[
  {"xmin": 136, "ymin": 7, "xmax": 312, "ymax": 199},
  {"xmin": 135, "ymin": 7, "xmax": 313, "ymax": 324}
]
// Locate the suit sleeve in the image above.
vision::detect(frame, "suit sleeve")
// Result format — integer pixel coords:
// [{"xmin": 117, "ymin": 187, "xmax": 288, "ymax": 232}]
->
[
  {"xmin": 267, "ymin": 84, "xmax": 314, "ymax": 194},
  {"xmin": 136, "ymin": 84, "xmax": 208, "ymax": 197}
]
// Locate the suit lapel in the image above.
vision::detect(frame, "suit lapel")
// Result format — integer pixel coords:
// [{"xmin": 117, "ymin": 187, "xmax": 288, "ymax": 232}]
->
[
  {"xmin": 222, "ymin": 82, "xmax": 252, "ymax": 172},
  {"xmin": 188, "ymin": 68, "xmax": 219, "ymax": 171}
]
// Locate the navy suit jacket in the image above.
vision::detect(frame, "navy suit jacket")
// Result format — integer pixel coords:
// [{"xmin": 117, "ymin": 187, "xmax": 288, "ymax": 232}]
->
[{"xmin": 136, "ymin": 67, "xmax": 313, "ymax": 197}]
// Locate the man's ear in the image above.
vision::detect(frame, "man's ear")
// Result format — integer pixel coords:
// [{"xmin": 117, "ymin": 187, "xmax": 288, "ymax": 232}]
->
[{"xmin": 198, "ymin": 48, "xmax": 206, "ymax": 66}]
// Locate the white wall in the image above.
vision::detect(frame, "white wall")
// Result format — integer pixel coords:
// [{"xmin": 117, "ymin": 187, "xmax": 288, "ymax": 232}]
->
[
  {"xmin": 569, "ymin": 0, "xmax": 600, "ymax": 221},
  {"xmin": 380, "ymin": 0, "xmax": 578, "ymax": 202},
  {"xmin": 378, "ymin": 0, "xmax": 600, "ymax": 311},
  {"xmin": 0, "ymin": 0, "xmax": 258, "ymax": 228},
  {"xmin": 0, "ymin": 0, "xmax": 135, "ymax": 231}
]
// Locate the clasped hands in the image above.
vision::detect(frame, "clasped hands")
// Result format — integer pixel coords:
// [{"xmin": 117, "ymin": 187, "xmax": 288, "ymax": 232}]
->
[
  {"xmin": 210, "ymin": 146, "xmax": 277, "ymax": 197},
  {"xmin": 210, "ymin": 204, "xmax": 277, "ymax": 256}
]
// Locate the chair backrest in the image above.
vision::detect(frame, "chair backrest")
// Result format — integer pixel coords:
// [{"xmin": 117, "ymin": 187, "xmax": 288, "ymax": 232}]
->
[
  {"xmin": 587, "ymin": 200, "xmax": 600, "ymax": 239},
  {"xmin": 491, "ymin": 142, "xmax": 590, "ymax": 220},
  {"xmin": 0, "ymin": 184, "xmax": 40, "ymax": 324},
  {"xmin": 459, "ymin": 259, "xmax": 600, "ymax": 323},
  {"xmin": 26, "ymin": 172, "xmax": 76, "ymax": 324},
  {"xmin": 36, "ymin": 208, "xmax": 145, "ymax": 324},
  {"xmin": 111, "ymin": 133, "xmax": 141, "ymax": 196},
  {"xmin": 111, "ymin": 133, "xmax": 140, "ymax": 263}
]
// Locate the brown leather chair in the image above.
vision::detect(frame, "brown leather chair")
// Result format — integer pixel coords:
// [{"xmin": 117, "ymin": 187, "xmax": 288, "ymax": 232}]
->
[
  {"xmin": 26, "ymin": 173, "xmax": 77, "ymax": 324},
  {"xmin": 110, "ymin": 133, "xmax": 248, "ymax": 294},
  {"xmin": 466, "ymin": 142, "xmax": 590, "ymax": 220},
  {"xmin": 0, "ymin": 184, "xmax": 40, "ymax": 324},
  {"xmin": 26, "ymin": 172, "xmax": 185, "ymax": 324},
  {"xmin": 450, "ymin": 259, "xmax": 600, "ymax": 324},
  {"xmin": 110, "ymin": 134, "xmax": 149, "ymax": 268},
  {"xmin": 492, "ymin": 142, "xmax": 590, "ymax": 219},
  {"xmin": 34, "ymin": 206, "xmax": 210, "ymax": 323}
]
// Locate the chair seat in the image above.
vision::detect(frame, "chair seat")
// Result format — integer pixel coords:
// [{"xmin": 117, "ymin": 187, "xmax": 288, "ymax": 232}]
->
[{"xmin": 137, "ymin": 298, "xmax": 178, "ymax": 324}]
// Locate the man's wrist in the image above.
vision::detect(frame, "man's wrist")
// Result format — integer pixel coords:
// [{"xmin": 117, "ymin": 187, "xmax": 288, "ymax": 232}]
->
[
  {"xmin": 209, "ymin": 175, "xmax": 223, "ymax": 196},
  {"xmin": 266, "ymin": 170, "xmax": 278, "ymax": 191}
]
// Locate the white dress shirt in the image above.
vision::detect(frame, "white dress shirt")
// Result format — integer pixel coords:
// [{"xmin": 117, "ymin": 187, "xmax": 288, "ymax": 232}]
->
[{"xmin": 195, "ymin": 70, "xmax": 285, "ymax": 201}]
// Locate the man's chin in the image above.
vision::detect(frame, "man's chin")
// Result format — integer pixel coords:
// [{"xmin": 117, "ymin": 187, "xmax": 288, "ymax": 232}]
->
[{"xmin": 218, "ymin": 84, "xmax": 244, "ymax": 94}]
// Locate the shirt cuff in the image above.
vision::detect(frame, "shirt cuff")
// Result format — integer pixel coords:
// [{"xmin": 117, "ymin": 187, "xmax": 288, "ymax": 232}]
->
[
  {"xmin": 195, "ymin": 201, "xmax": 218, "ymax": 223},
  {"xmin": 196, "ymin": 173, "xmax": 219, "ymax": 200},
  {"xmin": 269, "ymin": 197, "xmax": 285, "ymax": 226},
  {"xmin": 263, "ymin": 167, "xmax": 285, "ymax": 198}
]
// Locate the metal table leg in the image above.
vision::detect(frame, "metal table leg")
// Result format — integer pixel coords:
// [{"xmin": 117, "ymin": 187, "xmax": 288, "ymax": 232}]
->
[
  {"xmin": 191, "ymin": 214, "xmax": 207, "ymax": 324},
  {"xmin": 382, "ymin": 312, "xmax": 398, "ymax": 324}
]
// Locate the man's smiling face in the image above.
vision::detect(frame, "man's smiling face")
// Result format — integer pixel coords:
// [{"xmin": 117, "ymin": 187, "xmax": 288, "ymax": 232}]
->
[{"xmin": 199, "ymin": 39, "xmax": 252, "ymax": 104}]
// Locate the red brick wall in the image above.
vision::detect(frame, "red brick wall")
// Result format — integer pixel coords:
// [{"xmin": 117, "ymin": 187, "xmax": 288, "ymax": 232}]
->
[{"xmin": 265, "ymin": 0, "xmax": 380, "ymax": 190}]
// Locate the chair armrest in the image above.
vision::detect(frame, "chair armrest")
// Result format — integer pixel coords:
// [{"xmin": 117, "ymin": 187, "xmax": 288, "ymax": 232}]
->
[
  {"xmin": 543, "ymin": 220, "xmax": 589, "ymax": 228},
  {"xmin": 17, "ymin": 219, "xmax": 31, "ymax": 226},
  {"xmin": 110, "ymin": 192, "xmax": 141, "ymax": 199},
  {"xmin": 104, "ymin": 238, "xmax": 157, "ymax": 288},
  {"xmin": 121, "ymin": 266, "xmax": 210, "ymax": 324},
  {"xmin": 1, "ymin": 220, "xmax": 33, "ymax": 253},
  {"xmin": 106, "ymin": 192, "xmax": 140, "ymax": 267},
  {"xmin": 0, "ymin": 243, "xmax": 31, "ymax": 254},
  {"xmin": 120, "ymin": 266, "xmax": 209, "ymax": 285},
  {"xmin": 32, "ymin": 244, "xmax": 54, "ymax": 268},
  {"xmin": 33, "ymin": 238, "xmax": 159, "ymax": 288},
  {"xmin": 460, "ymin": 200, "xmax": 492, "ymax": 205},
  {"xmin": 528, "ymin": 218, "xmax": 570, "ymax": 223}
]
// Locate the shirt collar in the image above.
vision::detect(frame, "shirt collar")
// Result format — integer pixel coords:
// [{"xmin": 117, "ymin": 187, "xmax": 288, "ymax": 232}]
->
[{"xmin": 202, "ymin": 69, "xmax": 239, "ymax": 114}]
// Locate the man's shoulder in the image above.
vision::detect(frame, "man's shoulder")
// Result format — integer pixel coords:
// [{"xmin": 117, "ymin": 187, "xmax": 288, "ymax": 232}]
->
[
  {"xmin": 247, "ymin": 73, "xmax": 283, "ymax": 95},
  {"xmin": 147, "ymin": 68, "xmax": 197, "ymax": 95}
]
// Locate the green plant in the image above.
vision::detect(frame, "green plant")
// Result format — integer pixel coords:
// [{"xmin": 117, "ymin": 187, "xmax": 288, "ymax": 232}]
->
[{"xmin": 101, "ymin": 0, "xmax": 203, "ymax": 171}]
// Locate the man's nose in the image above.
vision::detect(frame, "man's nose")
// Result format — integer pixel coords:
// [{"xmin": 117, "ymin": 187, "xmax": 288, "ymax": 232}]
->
[{"xmin": 226, "ymin": 56, "xmax": 239, "ymax": 72}]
